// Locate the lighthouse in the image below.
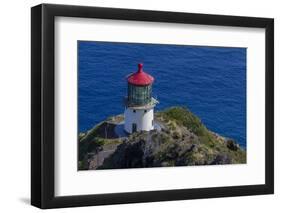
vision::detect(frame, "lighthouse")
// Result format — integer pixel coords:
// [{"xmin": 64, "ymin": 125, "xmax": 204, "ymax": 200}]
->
[{"xmin": 124, "ymin": 63, "xmax": 158, "ymax": 134}]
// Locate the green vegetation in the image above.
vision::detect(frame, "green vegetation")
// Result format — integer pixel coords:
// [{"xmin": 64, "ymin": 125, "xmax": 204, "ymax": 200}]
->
[
  {"xmin": 160, "ymin": 107, "xmax": 205, "ymax": 135},
  {"xmin": 158, "ymin": 107, "xmax": 217, "ymax": 147}
]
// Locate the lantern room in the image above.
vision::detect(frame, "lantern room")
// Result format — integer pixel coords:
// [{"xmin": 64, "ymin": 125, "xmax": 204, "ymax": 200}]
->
[{"xmin": 126, "ymin": 63, "xmax": 154, "ymax": 107}]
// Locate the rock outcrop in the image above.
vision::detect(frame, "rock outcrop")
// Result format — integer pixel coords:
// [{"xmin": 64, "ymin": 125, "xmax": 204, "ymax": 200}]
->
[{"xmin": 78, "ymin": 107, "xmax": 246, "ymax": 170}]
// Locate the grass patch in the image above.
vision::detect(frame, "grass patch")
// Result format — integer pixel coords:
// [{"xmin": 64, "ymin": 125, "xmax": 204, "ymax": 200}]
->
[
  {"xmin": 160, "ymin": 107, "xmax": 205, "ymax": 135},
  {"xmin": 160, "ymin": 107, "xmax": 217, "ymax": 145}
]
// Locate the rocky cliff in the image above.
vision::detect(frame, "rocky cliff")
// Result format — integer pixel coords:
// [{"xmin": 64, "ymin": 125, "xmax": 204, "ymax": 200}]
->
[{"xmin": 78, "ymin": 107, "xmax": 246, "ymax": 170}]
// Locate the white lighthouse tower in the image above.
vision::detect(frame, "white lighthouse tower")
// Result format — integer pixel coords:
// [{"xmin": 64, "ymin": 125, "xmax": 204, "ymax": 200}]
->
[{"xmin": 124, "ymin": 63, "xmax": 158, "ymax": 134}]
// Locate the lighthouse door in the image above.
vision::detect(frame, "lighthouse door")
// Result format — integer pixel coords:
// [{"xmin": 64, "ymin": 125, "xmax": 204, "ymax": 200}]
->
[{"xmin": 132, "ymin": 123, "xmax": 137, "ymax": 133}]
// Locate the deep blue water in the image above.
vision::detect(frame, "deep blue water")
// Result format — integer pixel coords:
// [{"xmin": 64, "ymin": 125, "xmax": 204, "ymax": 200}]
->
[{"xmin": 78, "ymin": 41, "xmax": 246, "ymax": 148}]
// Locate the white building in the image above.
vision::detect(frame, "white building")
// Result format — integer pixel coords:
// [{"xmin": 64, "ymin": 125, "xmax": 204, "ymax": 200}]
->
[{"xmin": 124, "ymin": 64, "xmax": 158, "ymax": 133}]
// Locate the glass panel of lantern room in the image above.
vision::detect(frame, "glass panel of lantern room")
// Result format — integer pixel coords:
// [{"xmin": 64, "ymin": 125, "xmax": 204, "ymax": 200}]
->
[
  {"xmin": 128, "ymin": 84, "xmax": 151, "ymax": 106},
  {"xmin": 148, "ymin": 85, "xmax": 152, "ymax": 99}
]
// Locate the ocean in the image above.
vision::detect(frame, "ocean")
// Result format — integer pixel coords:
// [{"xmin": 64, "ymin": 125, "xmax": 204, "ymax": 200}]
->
[{"xmin": 78, "ymin": 41, "xmax": 246, "ymax": 148}]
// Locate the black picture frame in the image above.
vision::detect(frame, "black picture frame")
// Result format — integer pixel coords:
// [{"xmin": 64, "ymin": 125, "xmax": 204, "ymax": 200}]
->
[{"xmin": 31, "ymin": 3, "xmax": 274, "ymax": 209}]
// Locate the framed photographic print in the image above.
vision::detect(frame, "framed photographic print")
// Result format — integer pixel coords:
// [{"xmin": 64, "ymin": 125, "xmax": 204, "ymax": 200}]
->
[{"xmin": 31, "ymin": 4, "xmax": 274, "ymax": 209}]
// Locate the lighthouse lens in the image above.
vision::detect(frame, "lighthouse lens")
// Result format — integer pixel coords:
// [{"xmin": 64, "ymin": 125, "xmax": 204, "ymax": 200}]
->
[{"xmin": 127, "ymin": 84, "xmax": 152, "ymax": 106}]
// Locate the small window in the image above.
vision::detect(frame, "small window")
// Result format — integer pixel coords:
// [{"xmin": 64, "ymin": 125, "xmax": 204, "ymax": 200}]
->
[
  {"xmin": 133, "ymin": 110, "xmax": 136, "ymax": 113},
  {"xmin": 144, "ymin": 110, "xmax": 147, "ymax": 113}
]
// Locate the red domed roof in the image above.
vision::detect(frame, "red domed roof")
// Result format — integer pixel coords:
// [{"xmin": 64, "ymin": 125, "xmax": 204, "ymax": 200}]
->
[{"xmin": 127, "ymin": 64, "xmax": 154, "ymax": 86}]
